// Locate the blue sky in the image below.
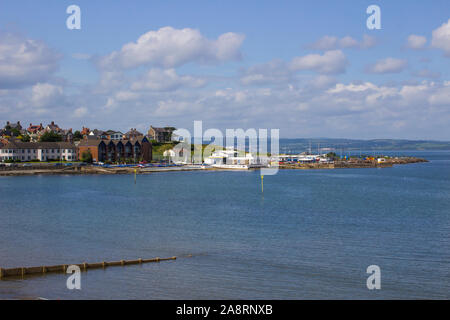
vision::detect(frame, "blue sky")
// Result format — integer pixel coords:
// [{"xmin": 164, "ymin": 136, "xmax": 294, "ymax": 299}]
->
[{"xmin": 0, "ymin": 0, "xmax": 449, "ymax": 139}]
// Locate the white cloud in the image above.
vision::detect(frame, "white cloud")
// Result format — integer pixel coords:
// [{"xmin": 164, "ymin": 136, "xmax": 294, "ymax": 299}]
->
[
  {"xmin": 290, "ymin": 50, "xmax": 348, "ymax": 74},
  {"xmin": 131, "ymin": 68, "xmax": 206, "ymax": 91},
  {"xmin": 429, "ymin": 82, "xmax": 450, "ymax": 105},
  {"xmin": 31, "ymin": 83, "xmax": 63, "ymax": 107},
  {"xmin": 240, "ymin": 60, "xmax": 292, "ymax": 85},
  {"xmin": 115, "ymin": 90, "xmax": 140, "ymax": 102},
  {"xmin": 366, "ymin": 58, "xmax": 408, "ymax": 74},
  {"xmin": 431, "ymin": 19, "xmax": 450, "ymax": 57},
  {"xmin": 73, "ymin": 107, "xmax": 88, "ymax": 118},
  {"xmin": 98, "ymin": 26, "xmax": 245, "ymax": 70},
  {"xmin": 309, "ymin": 35, "xmax": 376, "ymax": 50},
  {"xmin": 360, "ymin": 35, "xmax": 377, "ymax": 49},
  {"xmin": 406, "ymin": 35, "xmax": 427, "ymax": 49},
  {"xmin": 307, "ymin": 75, "xmax": 337, "ymax": 89},
  {"xmin": 0, "ymin": 32, "xmax": 61, "ymax": 88}
]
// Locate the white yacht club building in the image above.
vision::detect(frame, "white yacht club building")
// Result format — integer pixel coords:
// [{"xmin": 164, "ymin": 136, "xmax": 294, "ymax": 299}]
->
[
  {"xmin": 204, "ymin": 147, "xmax": 269, "ymax": 169},
  {"xmin": 0, "ymin": 140, "xmax": 77, "ymax": 162}
]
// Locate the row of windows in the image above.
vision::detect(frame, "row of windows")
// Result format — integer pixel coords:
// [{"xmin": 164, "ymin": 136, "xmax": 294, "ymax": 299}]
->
[
  {"xmin": 1, "ymin": 155, "xmax": 75, "ymax": 160},
  {"xmin": 1, "ymin": 149, "xmax": 75, "ymax": 154}
]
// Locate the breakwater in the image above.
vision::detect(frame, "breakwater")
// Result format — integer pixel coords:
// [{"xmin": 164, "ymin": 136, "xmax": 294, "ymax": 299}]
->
[{"xmin": 0, "ymin": 256, "xmax": 177, "ymax": 279}]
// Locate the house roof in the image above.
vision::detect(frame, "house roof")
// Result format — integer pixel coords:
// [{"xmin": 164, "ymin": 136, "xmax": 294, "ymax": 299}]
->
[
  {"xmin": 6, "ymin": 121, "xmax": 22, "ymax": 129},
  {"xmin": 150, "ymin": 126, "xmax": 173, "ymax": 133},
  {"xmin": 0, "ymin": 140, "xmax": 76, "ymax": 150},
  {"xmin": 27, "ymin": 124, "xmax": 43, "ymax": 134},
  {"xmin": 105, "ymin": 130, "xmax": 123, "ymax": 135},
  {"xmin": 46, "ymin": 121, "xmax": 60, "ymax": 132},
  {"xmin": 78, "ymin": 137, "xmax": 150, "ymax": 147},
  {"xmin": 125, "ymin": 128, "xmax": 143, "ymax": 136}
]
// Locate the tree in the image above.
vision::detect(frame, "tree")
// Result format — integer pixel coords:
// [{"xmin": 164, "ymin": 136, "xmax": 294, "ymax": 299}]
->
[
  {"xmin": 10, "ymin": 128, "xmax": 21, "ymax": 137},
  {"xmin": 81, "ymin": 149, "xmax": 93, "ymax": 163},
  {"xmin": 73, "ymin": 130, "xmax": 83, "ymax": 141},
  {"xmin": 39, "ymin": 131, "xmax": 62, "ymax": 142},
  {"xmin": 326, "ymin": 152, "xmax": 339, "ymax": 160},
  {"xmin": 164, "ymin": 127, "xmax": 176, "ymax": 141},
  {"xmin": 19, "ymin": 135, "xmax": 31, "ymax": 142}
]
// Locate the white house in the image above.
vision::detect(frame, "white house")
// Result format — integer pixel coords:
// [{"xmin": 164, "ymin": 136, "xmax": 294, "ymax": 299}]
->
[{"xmin": 0, "ymin": 140, "xmax": 77, "ymax": 162}]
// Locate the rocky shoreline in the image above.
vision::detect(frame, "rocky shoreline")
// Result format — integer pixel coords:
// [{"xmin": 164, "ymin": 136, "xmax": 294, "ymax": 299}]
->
[{"xmin": 279, "ymin": 157, "xmax": 428, "ymax": 170}]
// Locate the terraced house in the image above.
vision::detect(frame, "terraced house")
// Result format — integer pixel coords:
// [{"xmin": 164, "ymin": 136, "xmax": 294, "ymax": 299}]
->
[
  {"xmin": 0, "ymin": 140, "xmax": 77, "ymax": 162},
  {"xmin": 77, "ymin": 136, "xmax": 152, "ymax": 163}
]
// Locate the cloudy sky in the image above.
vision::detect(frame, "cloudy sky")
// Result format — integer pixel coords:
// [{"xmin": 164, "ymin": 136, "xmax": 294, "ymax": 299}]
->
[{"xmin": 0, "ymin": 0, "xmax": 449, "ymax": 139}]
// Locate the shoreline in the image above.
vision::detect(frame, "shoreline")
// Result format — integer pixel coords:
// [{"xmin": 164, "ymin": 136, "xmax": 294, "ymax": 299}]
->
[{"xmin": 0, "ymin": 157, "xmax": 428, "ymax": 176}]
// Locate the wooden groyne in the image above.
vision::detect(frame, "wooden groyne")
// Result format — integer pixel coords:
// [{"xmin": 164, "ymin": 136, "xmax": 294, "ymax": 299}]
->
[{"xmin": 0, "ymin": 256, "xmax": 177, "ymax": 279}]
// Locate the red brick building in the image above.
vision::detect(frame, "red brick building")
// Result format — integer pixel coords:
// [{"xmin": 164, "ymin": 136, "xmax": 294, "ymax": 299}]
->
[{"xmin": 77, "ymin": 136, "xmax": 152, "ymax": 163}]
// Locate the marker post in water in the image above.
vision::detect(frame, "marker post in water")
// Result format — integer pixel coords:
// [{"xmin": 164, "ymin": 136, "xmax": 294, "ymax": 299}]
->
[
  {"xmin": 134, "ymin": 169, "xmax": 137, "ymax": 184},
  {"xmin": 261, "ymin": 175, "xmax": 264, "ymax": 193}
]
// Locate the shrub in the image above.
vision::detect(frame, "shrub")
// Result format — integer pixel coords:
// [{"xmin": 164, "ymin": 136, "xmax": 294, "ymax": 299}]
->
[{"xmin": 81, "ymin": 150, "xmax": 93, "ymax": 163}]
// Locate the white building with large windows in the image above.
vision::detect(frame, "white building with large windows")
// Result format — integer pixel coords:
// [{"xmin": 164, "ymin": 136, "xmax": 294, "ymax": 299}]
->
[
  {"xmin": 0, "ymin": 140, "xmax": 77, "ymax": 162},
  {"xmin": 204, "ymin": 147, "xmax": 268, "ymax": 169}
]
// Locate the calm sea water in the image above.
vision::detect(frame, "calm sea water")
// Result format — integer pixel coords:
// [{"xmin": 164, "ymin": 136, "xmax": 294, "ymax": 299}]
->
[{"xmin": 0, "ymin": 151, "xmax": 449, "ymax": 299}]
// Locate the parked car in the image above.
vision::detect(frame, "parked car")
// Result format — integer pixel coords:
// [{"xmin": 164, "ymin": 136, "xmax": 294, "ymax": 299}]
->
[{"xmin": 5, "ymin": 163, "xmax": 17, "ymax": 167}]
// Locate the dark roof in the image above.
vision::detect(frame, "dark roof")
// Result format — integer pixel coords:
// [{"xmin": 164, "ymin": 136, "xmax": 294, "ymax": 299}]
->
[
  {"xmin": 6, "ymin": 121, "xmax": 22, "ymax": 129},
  {"xmin": 150, "ymin": 126, "xmax": 173, "ymax": 133},
  {"xmin": 125, "ymin": 128, "xmax": 143, "ymax": 136},
  {"xmin": 0, "ymin": 140, "xmax": 76, "ymax": 149},
  {"xmin": 78, "ymin": 137, "xmax": 149, "ymax": 147},
  {"xmin": 77, "ymin": 139, "xmax": 103, "ymax": 147}
]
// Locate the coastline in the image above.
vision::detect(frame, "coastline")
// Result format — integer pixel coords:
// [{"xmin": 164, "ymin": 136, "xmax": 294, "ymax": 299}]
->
[{"xmin": 0, "ymin": 157, "xmax": 429, "ymax": 176}]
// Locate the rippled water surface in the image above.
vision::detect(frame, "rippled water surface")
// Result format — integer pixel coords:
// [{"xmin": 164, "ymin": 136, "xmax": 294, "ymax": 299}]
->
[{"xmin": 0, "ymin": 151, "xmax": 449, "ymax": 299}]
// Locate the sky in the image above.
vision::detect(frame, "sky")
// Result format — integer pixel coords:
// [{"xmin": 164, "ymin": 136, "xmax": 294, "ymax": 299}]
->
[{"xmin": 0, "ymin": 0, "xmax": 449, "ymax": 140}]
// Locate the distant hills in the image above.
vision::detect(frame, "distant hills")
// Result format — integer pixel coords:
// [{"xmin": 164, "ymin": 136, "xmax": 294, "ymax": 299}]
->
[
  {"xmin": 279, "ymin": 138, "xmax": 450, "ymax": 152},
  {"xmin": 200, "ymin": 137, "xmax": 450, "ymax": 152}
]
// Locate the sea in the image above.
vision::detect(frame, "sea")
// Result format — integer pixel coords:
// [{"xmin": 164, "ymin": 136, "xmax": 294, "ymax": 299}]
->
[{"xmin": 0, "ymin": 150, "xmax": 449, "ymax": 299}]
